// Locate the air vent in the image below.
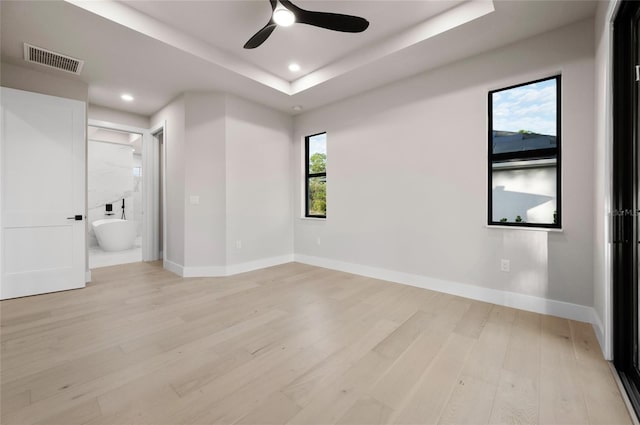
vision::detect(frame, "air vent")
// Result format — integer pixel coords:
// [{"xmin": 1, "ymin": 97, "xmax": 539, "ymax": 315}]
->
[{"xmin": 23, "ymin": 43, "xmax": 84, "ymax": 75}]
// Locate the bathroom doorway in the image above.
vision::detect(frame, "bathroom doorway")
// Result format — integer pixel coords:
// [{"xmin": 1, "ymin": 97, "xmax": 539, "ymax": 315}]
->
[
  {"xmin": 87, "ymin": 125, "xmax": 144, "ymax": 268},
  {"xmin": 87, "ymin": 119, "xmax": 166, "ymax": 269}
]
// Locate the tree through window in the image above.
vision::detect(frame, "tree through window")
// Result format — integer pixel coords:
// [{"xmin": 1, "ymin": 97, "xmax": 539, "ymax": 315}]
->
[{"xmin": 305, "ymin": 133, "xmax": 326, "ymax": 218}]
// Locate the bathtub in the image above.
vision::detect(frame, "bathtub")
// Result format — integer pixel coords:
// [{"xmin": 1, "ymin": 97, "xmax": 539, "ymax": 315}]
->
[{"xmin": 92, "ymin": 219, "xmax": 136, "ymax": 252}]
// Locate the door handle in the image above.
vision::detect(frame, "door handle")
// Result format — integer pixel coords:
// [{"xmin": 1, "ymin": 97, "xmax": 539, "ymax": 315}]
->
[{"xmin": 66, "ymin": 215, "xmax": 83, "ymax": 221}]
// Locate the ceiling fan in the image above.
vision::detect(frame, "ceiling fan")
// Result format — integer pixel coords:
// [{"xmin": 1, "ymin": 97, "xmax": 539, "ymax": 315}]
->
[{"xmin": 244, "ymin": 0, "xmax": 370, "ymax": 49}]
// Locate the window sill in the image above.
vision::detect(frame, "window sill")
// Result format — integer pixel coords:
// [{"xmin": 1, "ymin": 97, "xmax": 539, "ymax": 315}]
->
[
  {"xmin": 486, "ymin": 224, "xmax": 563, "ymax": 233},
  {"xmin": 300, "ymin": 216, "xmax": 326, "ymax": 221}
]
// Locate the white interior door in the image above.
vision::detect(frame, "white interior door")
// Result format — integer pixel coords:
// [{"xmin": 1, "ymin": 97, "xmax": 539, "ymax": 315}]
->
[{"xmin": 1, "ymin": 87, "xmax": 86, "ymax": 299}]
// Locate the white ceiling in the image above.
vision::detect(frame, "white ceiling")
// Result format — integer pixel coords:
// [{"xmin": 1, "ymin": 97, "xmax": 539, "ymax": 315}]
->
[
  {"xmin": 0, "ymin": 0, "xmax": 597, "ymax": 117},
  {"xmin": 121, "ymin": 0, "xmax": 464, "ymax": 80}
]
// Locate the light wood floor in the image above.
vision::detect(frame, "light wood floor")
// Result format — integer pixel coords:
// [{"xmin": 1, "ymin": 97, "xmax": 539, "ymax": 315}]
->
[{"xmin": 0, "ymin": 261, "xmax": 632, "ymax": 425}]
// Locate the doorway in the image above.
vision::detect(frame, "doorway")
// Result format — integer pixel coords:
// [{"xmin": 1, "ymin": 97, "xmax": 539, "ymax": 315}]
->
[
  {"xmin": 87, "ymin": 125, "xmax": 144, "ymax": 268},
  {"xmin": 613, "ymin": 0, "xmax": 640, "ymax": 416},
  {"xmin": 87, "ymin": 119, "xmax": 164, "ymax": 270}
]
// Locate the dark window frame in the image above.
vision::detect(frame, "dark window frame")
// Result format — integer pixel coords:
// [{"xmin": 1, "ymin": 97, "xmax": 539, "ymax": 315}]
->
[
  {"xmin": 305, "ymin": 132, "xmax": 327, "ymax": 218},
  {"xmin": 487, "ymin": 75, "xmax": 562, "ymax": 229}
]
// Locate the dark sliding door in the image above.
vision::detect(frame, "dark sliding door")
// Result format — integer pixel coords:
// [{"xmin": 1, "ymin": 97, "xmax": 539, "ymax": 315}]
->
[{"xmin": 614, "ymin": 0, "xmax": 640, "ymax": 416}]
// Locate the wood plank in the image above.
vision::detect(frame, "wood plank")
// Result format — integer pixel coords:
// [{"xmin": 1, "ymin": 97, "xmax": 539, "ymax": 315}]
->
[
  {"xmin": 286, "ymin": 351, "xmax": 393, "ymax": 425},
  {"xmin": 370, "ymin": 329, "xmax": 448, "ymax": 410},
  {"xmin": 336, "ymin": 397, "xmax": 394, "ymax": 425},
  {"xmin": 487, "ymin": 368, "xmax": 538, "ymax": 425},
  {"xmin": 569, "ymin": 320, "xmax": 632, "ymax": 425},
  {"xmin": 372, "ymin": 310, "xmax": 433, "ymax": 359},
  {"xmin": 453, "ymin": 301, "xmax": 493, "ymax": 339},
  {"xmin": 392, "ymin": 333, "xmax": 476, "ymax": 424},
  {"xmin": 538, "ymin": 315, "xmax": 589, "ymax": 424},
  {"xmin": 235, "ymin": 391, "xmax": 301, "ymax": 425},
  {"xmin": 0, "ymin": 262, "xmax": 630, "ymax": 425}
]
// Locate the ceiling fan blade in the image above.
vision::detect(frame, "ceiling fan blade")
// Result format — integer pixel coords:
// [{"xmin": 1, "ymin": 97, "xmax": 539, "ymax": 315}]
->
[
  {"xmin": 243, "ymin": 0, "xmax": 278, "ymax": 49},
  {"xmin": 280, "ymin": 0, "xmax": 369, "ymax": 33},
  {"xmin": 244, "ymin": 22, "xmax": 277, "ymax": 49}
]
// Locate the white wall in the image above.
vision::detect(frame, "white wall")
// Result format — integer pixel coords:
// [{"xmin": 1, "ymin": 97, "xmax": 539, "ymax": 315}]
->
[
  {"xmin": 151, "ymin": 92, "xmax": 293, "ymax": 273},
  {"xmin": 87, "ymin": 141, "xmax": 134, "ymax": 247},
  {"xmin": 225, "ymin": 95, "xmax": 293, "ymax": 266},
  {"xmin": 88, "ymin": 104, "xmax": 150, "ymax": 129},
  {"xmin": 293, "ymin": 19, "xmax": 595, "ymax": 309},
  {"xmin": 593, "ymin": 0, "xmax": 617, "ymax": 359},
  {"xmin": 1, "ymin": 61, "xmax": 88, "ymax": 101},
  {"xmin": 133, "ymin": 153, "xmax": 143, "ymax": 237},
  {"xmin": 183, "ymin": 93, "xmax": 227, "ymax": 268}
]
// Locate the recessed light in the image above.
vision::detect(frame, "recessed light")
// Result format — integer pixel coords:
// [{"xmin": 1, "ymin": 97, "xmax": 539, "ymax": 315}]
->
[
  {"xmin": 292, "ymin": 105, "xmax": 303, "ymax": 111},
  {"xmin": 288, "ymin": 63, "xmax": 301, "ymax": 72},
  {"xmin": 273, "ymin": 7, "xmax": 295, "ymax": 26},
  {"xmin": 121, "ymin": 93, "xmax": 134, "ymax": 102}
]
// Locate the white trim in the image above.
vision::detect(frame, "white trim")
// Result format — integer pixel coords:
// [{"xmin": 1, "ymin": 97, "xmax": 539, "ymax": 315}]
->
[
  {"xmin": 294, "ymin": 254, "xmax": 596, "ymax": 324},
  {"xmin": 163, "ymin": 259, "xmax": 184, "ymax": 277},
  {"xmin": 88, "ymin": 119, "xmax": 147, "ymax": 135},
  {"xmin": 592, "ymin": 307, "xmax": 606, "ymax": 355},
  {"xmin": 182, "ymin": 265, "xmax": 226, "ymax": 278},
  {"xmin": 226, "ymin": 254, "xmax": 295, "ymax": 276},
  {"xmin": 85, "ymin": 270, "xmax": 92, "ymax": 283},
  {"xmin": 163, "ymin": 255, "xmax": 294, "ymax": 278},
  {"xmin": 143, "ymin": 121, "xmax": 166, "ymax": 263},
  {"xmin": 164, "ymin": 251, "xmax": 600, "ymax": 341},
  {"xmin": 151, "ymin": 121, "xmax": 168, "ymax": 267}
]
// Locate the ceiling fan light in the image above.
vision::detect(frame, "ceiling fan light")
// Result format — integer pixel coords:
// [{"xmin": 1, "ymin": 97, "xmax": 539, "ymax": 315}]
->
[{"xmin": 273, "ymin": 8, "xmax": 295, "ymax": 26}]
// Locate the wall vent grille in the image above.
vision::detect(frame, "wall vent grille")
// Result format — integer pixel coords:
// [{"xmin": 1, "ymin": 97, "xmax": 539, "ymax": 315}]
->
[{"xmin": 23, "ymin": 43, "xmax": 84, "ymax": 74}]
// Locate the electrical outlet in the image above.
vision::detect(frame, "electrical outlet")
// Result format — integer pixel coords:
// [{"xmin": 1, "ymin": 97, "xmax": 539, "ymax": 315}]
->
[
  {"xmin": 189, "ymin": 195, "xmax": 200, "ymax": 205},
  {"xmin": 316, "ymin": 237, "xmax": 321, "ymax": 245},
  {"xmin": 500, "ymin": 259, "xmax": 510, "ymax": 272},
  {"xmin": 235, "ymin": 240, "xmax": 242, "ymax": 249}
]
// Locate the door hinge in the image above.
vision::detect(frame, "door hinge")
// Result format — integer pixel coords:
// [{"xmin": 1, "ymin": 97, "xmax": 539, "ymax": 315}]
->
[{"xmin": 636, "ymin": 65, "xmax": 640, "ymax": 82}]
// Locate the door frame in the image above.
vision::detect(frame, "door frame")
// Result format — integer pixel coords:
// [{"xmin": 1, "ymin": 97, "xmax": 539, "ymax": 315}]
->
[
  {"xmin": 149, "ymin": 120, "xmax": 167, "ymax": 263},
  {"xmin": 87, "ymin": 119, "xmax": 163, "ymax": 263},
  {"xmin": 613, "ymin": 0, "xmax": 640, "ymax": 417}
]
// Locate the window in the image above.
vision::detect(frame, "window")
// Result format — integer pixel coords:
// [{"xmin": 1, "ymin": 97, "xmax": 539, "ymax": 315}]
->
[
  {"xmin": 305, "ymin": 132, "xmax": 327, "ymax": 218},
  {"xmin": 488, "ymin": 76, "xmax": 561, "ymax": 228}
]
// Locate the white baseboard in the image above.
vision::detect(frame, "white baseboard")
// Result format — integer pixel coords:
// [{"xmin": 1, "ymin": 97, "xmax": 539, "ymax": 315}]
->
[
  {"xmin": 85, "ymin": 270, "xmax": 92, "ymax": 283},
  {"xmin": 294, "ymin": 254, "xmax": 597, "ymax": 325},
  {"xmin": 163, "ymin": 253, "xmax": 602, "ymax": 350},
  {"xmin": 182, "ymin": 265, "xmax": 226, "ymax": 278},
  {"xmin": 226, "ymin": 254, "xmax": 295, "ymax": 276},
  {"xmin": 163, "ymin": 255, "xmax": 294, "ymax": 278},
  {"xmin": 163, "ymin": 259, "xmax": 184, "ymax": 277},
  {"xmin": 591, "ymin": 309, "xmax": 608, "ymax": 359}
]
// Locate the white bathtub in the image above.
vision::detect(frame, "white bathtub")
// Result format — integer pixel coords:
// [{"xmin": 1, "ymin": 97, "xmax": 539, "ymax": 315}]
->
[{"xmin": 92, "ymin": 219, "xmax": 136, "ymax": 252}]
